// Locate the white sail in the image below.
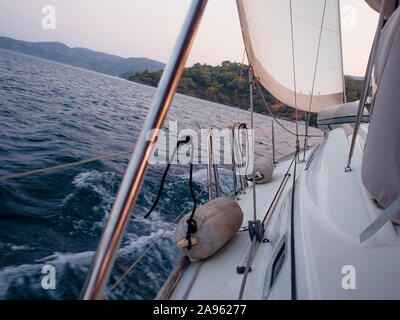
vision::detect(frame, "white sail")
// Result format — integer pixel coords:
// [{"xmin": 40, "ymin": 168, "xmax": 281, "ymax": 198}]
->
[{"xmin": 236, "ymin": 0, "xmax": 345, "ymax": 112}]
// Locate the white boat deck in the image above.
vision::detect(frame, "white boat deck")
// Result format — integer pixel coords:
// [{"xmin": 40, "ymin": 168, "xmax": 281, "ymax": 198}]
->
[
  {"xmin": 167, "ymin": 126, "xmax": 400, "ymax": 300},
  {"xmin": 169, "ymin": 147, "xmax": 310, "ymax": 300},
  {"xmin": 295, "ymin": 126, "xmax": 400, "ymax": 299}
]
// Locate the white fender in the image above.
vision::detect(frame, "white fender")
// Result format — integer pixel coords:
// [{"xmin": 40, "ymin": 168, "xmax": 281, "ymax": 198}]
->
[
  {"xmin": 246, "ymin": 157, "xmax": 274, "ymax": 184},
  {"xmin": 175, "ymin": 197, "xmax": 243, "ymax": 260}
]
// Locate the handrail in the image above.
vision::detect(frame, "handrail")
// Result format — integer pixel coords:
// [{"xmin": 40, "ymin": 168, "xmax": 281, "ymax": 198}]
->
[
  {"xmin": 304, "ymin": 143, "xmax": 320, "ymax": 171},
  {"xmin": 80, "ymin": 0, "xmax": 208, "ymax": 300},
  {"xmin": 262, "ymin": 154, "xmax": 296, "ymax": 228}
]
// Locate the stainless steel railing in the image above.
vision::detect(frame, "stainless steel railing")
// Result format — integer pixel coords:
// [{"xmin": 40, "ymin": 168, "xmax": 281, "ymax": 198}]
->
[{"xmin": 81, "ymin": 0, "xmax": 208, "ymax": 300}]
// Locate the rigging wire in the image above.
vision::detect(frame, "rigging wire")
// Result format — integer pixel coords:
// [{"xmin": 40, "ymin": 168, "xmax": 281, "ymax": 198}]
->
[
  {"xmin": 289, "ymin": 0, "xmax": 300, "ymax": 141},
  {"xmin": 290, "ymin": 149, "xmax": 298, "ymax": 300},
  {"xmin": 254, "ymin": 80, "xmax": 323, "ymax": 138},
  {"xmin": 286, "ymin": 1, "xmax": 302, "ymax": 299},
  {"xmin": 304, "ymin": 0, "xmax": 327, "ymax": 156},
  {"xmin": 237, "ymin": 48, "xmax": 247, "ymax": 110},
  {"xmin": 249, "ymin": 69, "xmax": 257, "ymax": 221}
]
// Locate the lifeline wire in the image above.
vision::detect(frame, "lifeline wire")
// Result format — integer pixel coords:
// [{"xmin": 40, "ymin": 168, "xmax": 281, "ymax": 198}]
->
[{"xmin": 0, "ymin": 150, "xmax": 133, "ymax": 182}]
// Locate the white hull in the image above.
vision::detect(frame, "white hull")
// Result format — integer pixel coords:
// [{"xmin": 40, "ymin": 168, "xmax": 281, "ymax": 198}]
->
[{"xmin": 163, "ymin": 125, "xmax": 400, "ymax": 300}]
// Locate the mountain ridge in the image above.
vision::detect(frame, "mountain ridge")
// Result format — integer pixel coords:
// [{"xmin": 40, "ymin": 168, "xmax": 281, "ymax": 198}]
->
[{"xmin": 0, "ymin": 36, "xmax": 165, "ymax": 78}]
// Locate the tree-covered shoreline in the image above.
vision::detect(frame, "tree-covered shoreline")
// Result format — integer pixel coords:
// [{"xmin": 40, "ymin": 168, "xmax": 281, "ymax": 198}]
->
[{"xmin": 129, "ymin": 61, "xmax": 363, "ymax": 126}]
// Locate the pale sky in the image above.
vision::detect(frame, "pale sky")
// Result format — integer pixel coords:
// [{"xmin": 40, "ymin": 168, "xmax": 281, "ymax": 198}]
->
[{"xmin": 0, "ymin": 0, "xmax": 378, "ymax": 76}]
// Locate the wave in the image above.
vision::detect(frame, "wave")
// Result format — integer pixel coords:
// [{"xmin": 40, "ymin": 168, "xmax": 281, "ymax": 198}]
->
[{"xmin": 0, "ymin": 49, "xmax": 323, "ymax": 300}]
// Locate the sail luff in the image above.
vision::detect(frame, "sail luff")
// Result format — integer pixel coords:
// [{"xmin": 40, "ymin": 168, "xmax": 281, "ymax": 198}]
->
[{"xmin": 236, "ymin": 0, "xmax": 345, "ymax": 112}]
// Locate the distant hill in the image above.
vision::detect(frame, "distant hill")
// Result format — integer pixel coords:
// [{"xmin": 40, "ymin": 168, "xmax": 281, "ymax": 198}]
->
[
  {"xmin": 130, "ymin": 61, "xmax": 364, "ymax": 126},
  {"xmin": 348, "ymin": 75, "xmax": 364, "ymax": 81},
  {"xmin": 0, "ymin": 36, "xmax": 164, "ymax": 78}
]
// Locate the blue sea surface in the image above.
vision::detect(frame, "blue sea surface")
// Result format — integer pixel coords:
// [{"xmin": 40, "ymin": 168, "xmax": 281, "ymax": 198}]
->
[{"xmin": 0, "ymin": 48, "xmax": 321, "ymax": 299}]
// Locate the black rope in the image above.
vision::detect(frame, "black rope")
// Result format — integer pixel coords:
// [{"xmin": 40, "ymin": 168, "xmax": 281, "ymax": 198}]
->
[
  {"xmin": 186, "ymin": 162, "xmax": 198, "ymax": 250},
  {"xmin": 245, "ymin": 173, "xmax": 264, "ymax": 182},
  {"xmin": 144, "ymin": 136, "xmax": 190, "ymax": 219},
  {"xmin": 143, "ymin": 162, "xmax": 172, "ymax": 219},
  {"xmin": 144, "ymin": 135, "xmax": 198, "ymax": 250}
]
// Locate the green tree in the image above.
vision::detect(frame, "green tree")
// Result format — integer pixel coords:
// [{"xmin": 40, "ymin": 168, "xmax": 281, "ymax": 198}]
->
[{"xmin": 129, "ymin": 62, "xmax": 363, "ymax": 127}]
